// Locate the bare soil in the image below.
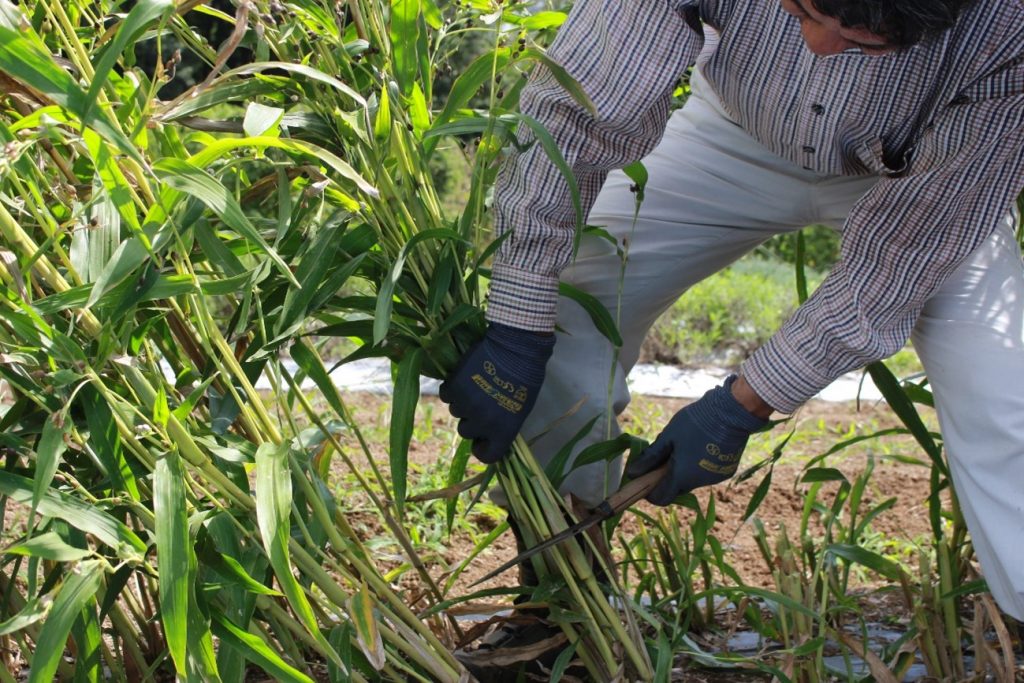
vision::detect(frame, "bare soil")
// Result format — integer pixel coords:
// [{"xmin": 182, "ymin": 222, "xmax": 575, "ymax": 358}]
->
[{"xmin": 334, "ymin": 391, "xmax": 941, "ymax": 601}]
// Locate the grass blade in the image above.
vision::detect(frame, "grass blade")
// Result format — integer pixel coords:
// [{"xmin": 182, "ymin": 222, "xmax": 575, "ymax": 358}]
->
[
  {"xmin": 83, "ymin": 0, "xmax": 174, "ymax": 124},
  {"xmin": 28, "ymin": 560, "xmax": 104, "ymax": 683},
  {"xmin": 0, "ymin": 7, "xmax": 139, "ymax": 162},
  {"xmin": 30, "ymin": 415, "xmax": 70, "ymax": 523},
  {"xmin": 254, "ymin": 442, "xmax": 341, "ymax": 667},
  {"xmin": 558, "ymin": 281, "xmax": 623, "ymax": 347},
  {"xmin": 155, "ymin": 450, "xmax": 190, "ymax": 674},
  {"xmin": 212, "ymin": 612, "xmax": 316, "ymax": 683},
  {"xmin": 0, "ymin": 471, "xmax": 146, "ymax": 558},
  {"xmin": 349, "ymin": 582, "xmax": 385, "ymax": 670},
  {"xmin": 5, "ymin": 532, "xmax": 91, "ymax": 562},
  {"xmin": 390, "ymin": 0, "xmax": 421, "ymax": 96},
  {"xmin": 154, "ymin": 157, "xmax": 299, "ymax": 287},
  {"xmin": 389, "ymin": 347, "xmax": 424, "ymax": 519}
]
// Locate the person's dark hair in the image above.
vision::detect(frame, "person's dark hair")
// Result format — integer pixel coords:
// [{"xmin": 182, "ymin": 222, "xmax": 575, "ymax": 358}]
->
[{"xmin": 812, "ymin": 0, "xmax": 977, "ymax": 48}]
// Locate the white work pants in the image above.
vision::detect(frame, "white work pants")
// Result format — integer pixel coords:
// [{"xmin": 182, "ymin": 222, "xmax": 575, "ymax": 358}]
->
[{"xmin": 514, "ymin": 71, "xmax": 1024, "ymax": 619}]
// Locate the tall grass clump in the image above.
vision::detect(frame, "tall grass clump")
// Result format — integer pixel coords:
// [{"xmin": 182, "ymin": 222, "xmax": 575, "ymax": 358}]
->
[{"xmin": 0, "ymin": 0, "xmax": 654, "ymax": 679}]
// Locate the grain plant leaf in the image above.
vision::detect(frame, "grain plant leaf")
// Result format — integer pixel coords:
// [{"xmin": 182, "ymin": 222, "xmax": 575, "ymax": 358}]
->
[
  {"xmin": 292, "ymin": 341, "xmax": 347, "ymax": 418},
  {"xmin": 433, "ymin": 48, "xmax": 513, "ymax": 133},
  {"xmin": 741, "ymin": 467, "xmax": 773, "ymax": 522},
  {"xmin": 154, "ymin": 158, "xmax": 299, "ymax": 287},
  {"xmin": 558, "ymin": 281, "xmax": 623, "ymax": 347},
  {"xmin": 31, "ymin": 415, "xmax": 70, "ymax": 522},
  {"xmin": 390, "ymin": 0, "xmax": 421, "ymax": 96},
  {"xmin": 270, "ymin": 230, "xmax": 366, "ymax": 347},
  {"xmin": 801, "ymin": 467, "xmax": 848, "ymax": 484},
  {"xmin": 187, "ymin": 136, "xmax": 378, "ymax": 198},
  {"xmin": 211, "ymin": 612, "xmax": 316, "ymax": 683},
  {"xmin": 549, "ymin": 639, "xmax": 580, "ymax": 681},
  {"xmin": 349, "ymin": 582, "xmax": 386, "ymax": 670},
  {"xmin": 826, "ymin": 543, "xmax": 905, "ymax": 582},
  {"xmin": 373, "ymin": 228, "xmax": 463, "ymax": 345},
  {"xmin": 390, "ymin": 347, "xmax": 424, "ymax": 518},
  {"xmin": 72, "ymin": 599, "xmax": 103, "ymax": 683},
  {"xmin": 28, "ymin": 560, "xmax": 103, "ymax": 683},
  {"xmin": 374, "ymin": 85, "xmax": 392, "ymax": 140},
  {"xmin": 254, "ymin": 442, "xmax": 342, "ymax": 667},
  {"xmin": 83, "ymin": 0, "xmax": 174, "ymax": 125},
  {"xmin": 243, "ymin": 102, "xmax": 284, "ymax": 137},
  {"xmin": 446, "ymin": 439, "xmax": 473, "ymax": 531},
  {"xmin": 409, "ymin": 83, "xmax": 431, "ymax": 135},
  {"xmin": 514, "ymin": 113, "xmax": 586, "ymax": 246},
  {"xmin": 155, "ymin": 451, "xmax": 190, "ymax": 674},
  {"xmin": 0, "ymin": 599, "xmax": 48, "ymax": 636},
  {"xmin": 161, "ymin": 79, "xmax": 289, "ymax": 121},
  {"xmin": 5, "ymin": 532, "xmax": 91, "ymax": 562},
  {"xmin": 866, "ymin": 362, "xmax": 944, "ymax": 471},
  {"xmin": 0, "ymin": 473, "xmax": 147, "ymax": 556},
  {"xmin": 518, "ymin": 11, "xmax": 568, "ymax": 30},
  {"xmin": 517, "ymin": 48, "xmax": 597, "ymax": 116},
  {"xmin": 0, "ymin": 8, "xmax": 139, "ymax": 162},
  {"xmin": 213, "ymin": 61, "xmax": 366, "ymax": 107},
  {"xmin": 198, "ymin": 545, "xmax": 283, "ymax": 597}
]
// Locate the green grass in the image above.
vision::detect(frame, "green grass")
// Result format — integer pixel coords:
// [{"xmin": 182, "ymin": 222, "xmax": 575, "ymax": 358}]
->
[{"xmin": 648, "ymin": 257, "xmax": 821, "ymax": 365}]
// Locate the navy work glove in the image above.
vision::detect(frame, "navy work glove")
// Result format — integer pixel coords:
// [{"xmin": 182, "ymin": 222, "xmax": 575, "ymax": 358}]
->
[
  {"xmin": 439, "ymin": 322, "xmax": 555, "ymax": 463},
  {"xmin": 625, "ymin": 375, "xmax": 768, "ymax": 505}
]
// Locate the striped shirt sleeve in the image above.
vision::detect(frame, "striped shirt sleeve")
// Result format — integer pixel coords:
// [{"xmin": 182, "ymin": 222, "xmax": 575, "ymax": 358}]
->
[
  {"xmin": 486, "ymin": 0, "xmax": 713, "ymax": 331},
  {"xmin": 744, "ymin": 72, "xmax": 1024, "ymax": 413}
]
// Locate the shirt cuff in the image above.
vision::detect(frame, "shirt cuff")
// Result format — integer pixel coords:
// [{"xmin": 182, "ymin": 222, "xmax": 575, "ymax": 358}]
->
[
  {"xmin": 485, "ymin": 262, "xmax": 560, "ymax": 332},
  {"xmin": 740, "ymin": 333, "xmax": 834, "ymax": 415}
]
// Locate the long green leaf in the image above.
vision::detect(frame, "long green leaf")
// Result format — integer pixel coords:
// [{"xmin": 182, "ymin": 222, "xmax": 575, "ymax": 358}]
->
[
  {"xmin": 373, "ymin": 228, "xmax": 463, "ymax": 345},
  {"xmin": 826, "ymin": 543, "xmax": 906, "ymax": 582},
  {"xmin": 513, "ymin": 113, "xmax": 587, "ymax": 251},
  {"xmin": 291, "ymin": 341, "xmax": 346, "ymax": 419},
  {"xmin": 389, "ymin": 347, "xmax": 424, "ymax": 519},
  {"xmin": 153, "ymin": 158, "xmax": 299, "ymax": 287},
  {"xmin": 349, "ymin": 582, "xmax": 385, "ymax": 670},
  {"xmin": 558, "ymin": 281, "xmax": 623, "ymax": 347},
  {"xmin": 186, "ymin": 136, "xmax": 378, "ymax": 198},
  {"xmin": 71, "ymin": 598, "xmax": 103, "ymax": 683},
  {"xmin": 83, "ymin": 0, "xmax": 174, "ymax": 124},
  {"xmin": 30, "ymin": 415, "xmax": 70, "ymax": 523},
  {"xmin": 254, "ymin": 442, "xmax": 341, "ymax": 667},
  {"xmin": 0, "ymin": 598, "xmax": 48, "ymax": 637},
  {"xmin": 155, "ymin": 451, "xmax": 190, "ymax": 674},
  {"xmin": 0, "ymin": 471, "xmax": 147, "ymax": 557},
  {"xmin": 212, "ymin": 612, "xmax": 315, "ymax": 683},
  {"xmin": 0, "ymin": 5, "xmax": 139, "ymax": 162},
  {"xmin": 5, "ymin": 532, "xmax": 91, "ymax": 562},
  {"xmin": 28, "ymin": 560, "xmax": 104, "ymax": 683},
  {"xmin": 866, "ymin": 362, "xmax": 945, "ymax": 473},
  {"xmin": 390, "ymin": 0, "xmax": 421, "ymax": 96}
]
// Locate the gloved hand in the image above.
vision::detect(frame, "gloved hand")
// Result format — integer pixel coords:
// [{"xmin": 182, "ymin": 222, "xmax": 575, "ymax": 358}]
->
[
  {"xmin": 439, "ymin": 322, "xmax": 555, "ymax": 463},
  {"xmin": 625, "ymin": 375, "xmax": 768, "ymax": 505}
]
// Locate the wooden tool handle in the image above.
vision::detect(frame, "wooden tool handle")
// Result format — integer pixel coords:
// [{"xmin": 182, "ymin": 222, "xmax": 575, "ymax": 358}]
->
[{"xmin": 601, "ymin": 462, "xmax": 671, "ymax": 515}]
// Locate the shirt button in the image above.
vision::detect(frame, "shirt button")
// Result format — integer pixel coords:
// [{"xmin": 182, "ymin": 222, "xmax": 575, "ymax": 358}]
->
[
  {"xmin": 811, "ymin": 104, "xmax": 825, "ymax": 115},
  {"xmin": 802, "ymin": 145, "xmax": 816, "ymax": 154}
]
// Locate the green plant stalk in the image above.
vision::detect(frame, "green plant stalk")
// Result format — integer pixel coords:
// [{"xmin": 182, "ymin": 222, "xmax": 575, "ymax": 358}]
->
[
  {"xmin": 286, "ymin": 543, "xmax": 463, "ymax": 679},
  {"xmin": 256, "ymin": 597, "xmax": 360, "ymax": 681},
  {"xmin": 296, "ymin": 339, "xmax": 391, "ymax": 496},
  {"xmin": 937, "ymin": 541, "xmax": 963, "ymax": 678},
  {"xmin": 0, "ymin": 204, "xmax": 101, "ymax": 337},
  {"xmin": 281, "ymin": 370, "xmax": 459, "ymax": 629},
  {"xmin": 501, "ymin": 448, "xmax": 652, "ymax": 679},
  {"xmin": 913, "ymin": 551, "xmax": 943, "ymax": 676},
  {"xmin": 114, "ymin": 343, "xmax": 465, "ymax": 678}
]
